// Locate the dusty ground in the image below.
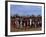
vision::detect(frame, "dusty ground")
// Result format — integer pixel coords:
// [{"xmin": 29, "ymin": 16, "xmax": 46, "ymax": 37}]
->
[{"xmin": 10, "ymin": 25, "xmax": 42, "ymax": 32}]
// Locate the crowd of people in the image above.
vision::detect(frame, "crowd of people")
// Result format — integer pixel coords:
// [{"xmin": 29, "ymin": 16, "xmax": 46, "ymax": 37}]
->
[{"xmin": 11, "ymin": 15, "xmax": 42, "ymax": 29}]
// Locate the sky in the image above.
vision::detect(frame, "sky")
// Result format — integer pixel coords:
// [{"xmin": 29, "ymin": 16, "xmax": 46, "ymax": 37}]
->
[{"xmin": 10, "ymin": 5, "xmax": 42, "ymax": 16}]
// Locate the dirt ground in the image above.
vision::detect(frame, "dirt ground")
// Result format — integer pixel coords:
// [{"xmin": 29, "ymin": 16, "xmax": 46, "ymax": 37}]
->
[{"xmin": 10, "ymin": 25, "xmax": 42, "ymax": 32}]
